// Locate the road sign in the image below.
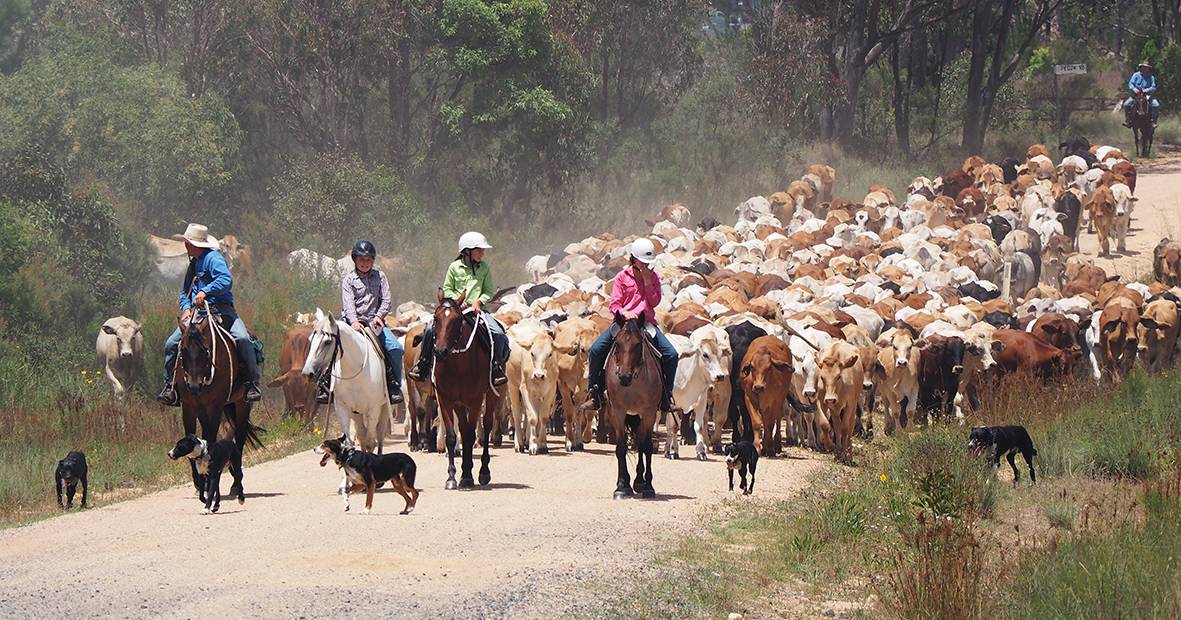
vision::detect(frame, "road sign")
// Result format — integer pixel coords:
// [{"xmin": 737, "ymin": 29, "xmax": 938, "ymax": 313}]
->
[{"xmin": 1054, "ymin": 64, "xmax": 1087, "ymax": 75}]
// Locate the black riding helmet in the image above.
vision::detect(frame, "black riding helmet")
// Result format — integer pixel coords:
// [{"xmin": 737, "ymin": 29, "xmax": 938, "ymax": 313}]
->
[{"xmin": 351, "ymin": 240, "xmax": 377, "ymax": 260}]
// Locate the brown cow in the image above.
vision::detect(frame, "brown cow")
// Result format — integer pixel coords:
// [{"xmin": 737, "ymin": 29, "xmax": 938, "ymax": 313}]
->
[
  {"xmin": 402, "ymin": 323, "xmax": 441, "ymax": 452},
  {"xmin": 815, "ymin": 340, "xmax": 864, "ymax": 464},
  {"xmin": 874, "ymin": 327, "xmax": 921, "ymax": 435},
  {"xmin": 1029, "ymin": 313, "xmax": 1081, "ymax": 354},
  {"xmin": 1097, "ymin": 297, "xmax": 1141, "ymax": 383},
  {"xmin": 553, "ymin": 317, "xmax": 599, "ymax": 451},
  {"xmin": 739, "ymin": 336, "xmax": 795, "ymax": 456},
  {"xmin": 267, "ymin": 325, "xmax": 318, "ymax": 422},
  {"xmin": 1153, "ymin": 239, "xmax": 1181, "ymax": 287},
  {"xmin": 1138, "ymin": 298, "xmax": 1180, "ymax": 372},
  {"xmin": 1087, "ymin": 185, "xmax": 1117, "ymax": 256},
  {"xmin": 805, "ymin": 164, "xmax": 836, "ymax": 203},
  {"xmin": 1111, "ymin": 160, "xmax": 1137, "ymax": 194},
  {"xmin": 991, "ymin": 329, "xmax": 1075, "ymax": 380}
]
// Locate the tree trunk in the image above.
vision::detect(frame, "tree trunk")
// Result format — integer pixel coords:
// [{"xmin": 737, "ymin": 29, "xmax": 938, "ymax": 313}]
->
[
  {"xmin": 961, "ymin": 0, "xmax": 990, "ymax": 153},
  {"xmin": 836, "ymin": 63, "xmax": 864, "ymax": 147},
  {"xmin": 891, "ymin": 39, "xmax": 912, "ymax": 156}
]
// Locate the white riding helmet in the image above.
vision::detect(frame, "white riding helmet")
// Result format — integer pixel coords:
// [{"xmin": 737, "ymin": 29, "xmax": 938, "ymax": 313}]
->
[
  {"xmin": 629, "ymin": 237, "xmax": 657, "ymax": 264},
  {"xmin": 458, "ymin": 231, "xmax": 493, "ymax": 253}
]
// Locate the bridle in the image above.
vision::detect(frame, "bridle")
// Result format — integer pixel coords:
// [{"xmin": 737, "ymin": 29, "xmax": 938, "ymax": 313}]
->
[
  {"xmin": 312, "ymin": 319, "xmax": 370, "ymax": 382},
  {"xmin": 178, "ymin": 301, "xmax": 236, "ymax": 393}
]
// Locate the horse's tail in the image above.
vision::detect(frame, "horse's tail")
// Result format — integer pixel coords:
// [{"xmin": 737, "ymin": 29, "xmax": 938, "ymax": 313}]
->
[{"xmin": 243, "ymin": 422, "xmax": 267, "ymax": 450}]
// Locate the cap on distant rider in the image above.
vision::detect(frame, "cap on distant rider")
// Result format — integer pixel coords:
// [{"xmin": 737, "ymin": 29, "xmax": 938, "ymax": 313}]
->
[
  {"xmin": 1139, "ymin": 62, "xmax": 1154, "ymax": 71},
  {"xmin": 629, "ymin": 237, "xmax": 657, "ymax": 264},
  {"xmin": 458, "ymin": 231, "xmax": 493, "ymax": 253},
  {"xmin": 351, "ymin": 239, "xmax": 377, "ymax": 259}
]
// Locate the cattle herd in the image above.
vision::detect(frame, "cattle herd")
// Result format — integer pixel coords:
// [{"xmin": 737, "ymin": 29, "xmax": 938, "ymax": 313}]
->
[{"xmin": 233, "ymin": 137, "xmax": 1176, "ymax": 473}]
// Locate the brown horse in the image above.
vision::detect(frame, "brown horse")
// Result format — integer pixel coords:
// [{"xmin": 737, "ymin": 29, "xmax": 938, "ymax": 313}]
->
[
  {"xmin": 604, "ymin": 313, "xmax": 662, "ymax": 499},
  {"xmin": 431, "ymin": 292, "xmax": 504, "ymax": 489},
  {"xmin": 1131, "ymin": 91, "xmax": 1155, "ymax": 157},
  {"xmin": 176, "ymin": 308, "xmax": 263, "ymax": 500}
]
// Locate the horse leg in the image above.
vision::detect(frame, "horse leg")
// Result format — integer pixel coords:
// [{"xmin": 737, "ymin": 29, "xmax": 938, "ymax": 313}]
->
[
  {"xmin": 181, "ymin": 410, "xmax": 203, "ymax": 498},
  {"xmin": 479, "ymin": 397, "xmax": 494, "ymax": 486},
  {"xmin": 458, "ymin": 407, "xmax": 476, "ymax": 488},
  {"xmin": 611, "ymin": 405, "xmax": 632, "ymax": 499},
  {"xmin": 642, "ymin": 425, "xmax": 656, "ymax": 498},
  {"xmin": 443, "ymin": 406, "xmax": 458, "ymax": 490}
]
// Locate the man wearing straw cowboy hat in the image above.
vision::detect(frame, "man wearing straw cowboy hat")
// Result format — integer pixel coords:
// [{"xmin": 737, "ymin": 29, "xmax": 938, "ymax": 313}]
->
[{"xmin": 157, "ymin": 223, "xmax": 263, "ymax": 406}]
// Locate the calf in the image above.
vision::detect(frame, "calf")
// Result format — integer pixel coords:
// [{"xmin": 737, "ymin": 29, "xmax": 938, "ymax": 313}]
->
[
  {"xmin": 1109, "ymin": 183, "xmax": 1137, "ymax": 253},
  {"xmin": 1138, "ymin": 298, "xmax": 1180, "ymax": 372},
  {"xmin": 506, "ymin": 321, "xmax": 559, "ymax": 455},
  {"xmin": 815, "ymin": 340, "xmax": 864, "ymax": 464},
  {"xmin": 1087, "ymin": 185, "xmax": 1117, "ymax": 256},
  {"xmin": 553, "ymin": 317, "xmax": 598, "ymax": 451}
]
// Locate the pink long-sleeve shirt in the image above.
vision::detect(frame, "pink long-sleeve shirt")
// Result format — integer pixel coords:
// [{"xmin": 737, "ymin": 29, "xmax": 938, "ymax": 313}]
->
[{"xmin": 609, "ymin": 266, "xmax": 662, "ymax": 323}]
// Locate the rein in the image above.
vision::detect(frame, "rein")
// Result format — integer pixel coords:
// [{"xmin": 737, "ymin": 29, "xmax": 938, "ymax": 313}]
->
[{"xmin": 321, "ymin": 322, "xmax": 371, "ymax": 382}]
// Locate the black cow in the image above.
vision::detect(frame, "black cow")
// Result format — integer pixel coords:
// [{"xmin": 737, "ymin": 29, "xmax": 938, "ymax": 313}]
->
[
  {"xmin": 1054, "ymin": 191, "xmax": 1083, "ymax": 250},
  {"xmin": 958, "ymin": 281, "xmax": 1001, "ymax": 302},
  {"xmin": 917, "ymin": 335, "xmax": 967, "ymax": 424},
  {"xmin": 521, "ymin": 283, "xmax": 558, "ymax": 305},
  {"xmin": 689, "ymin": 257, "xmax": 718, "ymax": 276},
  {"xmin": 723, "ymin": 321, "xmax": 768, "ymax": 450},
  {"xmin": 985, "ymin": 214, "xmax": 1014, "ymax": 244},
  {"xmin": 1059, "ymin": 135, "xmax": 1091, "ymax": 156},
  {"xmin": 698, "ymin": 217, "xmax": 722, "ymax": 233},
  {"xmin": 997, "ymin": 157, "xmax": 1021, "ymax": 184},
  {"xmin": 983, "ymin": 311, "xmax": 1017, "ymax": 329}
]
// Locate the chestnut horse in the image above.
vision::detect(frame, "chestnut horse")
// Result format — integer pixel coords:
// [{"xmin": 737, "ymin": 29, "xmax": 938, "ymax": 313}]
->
[
  {"xmin": 604, "ymin": 313, "xmax": 661, "ymax": 499},
  {"xmin": 175, "ymin": 304, "xmax": 263, "ymax": 500},
  {"xmin": 431, "ymin": 292, "xmax": 504, "ymax": 489}
]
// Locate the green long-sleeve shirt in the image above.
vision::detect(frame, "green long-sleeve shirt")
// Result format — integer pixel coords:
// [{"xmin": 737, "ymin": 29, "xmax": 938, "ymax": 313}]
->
[{"xmin": 442, "ymin": 259, "xmax": 494, "ymax": 304}]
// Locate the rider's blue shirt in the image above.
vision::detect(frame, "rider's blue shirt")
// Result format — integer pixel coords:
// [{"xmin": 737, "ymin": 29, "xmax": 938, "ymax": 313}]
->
[
  {"xmin": 178, "ymin": 249, "xmax": 234, "ymax": 311},
  {"xmin": 1129, "ymin": 72, "xmax": 1157, "ymax": 95}
]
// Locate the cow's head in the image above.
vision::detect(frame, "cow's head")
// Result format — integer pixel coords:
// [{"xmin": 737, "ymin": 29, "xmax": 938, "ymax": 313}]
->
[
  {"xmin": 741, "ymin": 350, "xmax": 791, "ymax": 395},
  {"xmin": 102, "ymin": 319, "xmax": 142, "ymax": 359},
  {"xmin": 816, "ymin": 346, "xmax": 859, "ymax": 404}
]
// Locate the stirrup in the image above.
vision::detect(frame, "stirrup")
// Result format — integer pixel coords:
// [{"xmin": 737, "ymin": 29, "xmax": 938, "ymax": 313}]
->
[
  {"xmin": 244, "ymin": 382, "xmax": 262, "ymax": 402},
  {"xmin": 157, "ymin": 385, "xmax": 180, "ymax": 407},
  {"xmin": 388, "ymin": 383, "xmax": 404, "ymax": 404}
]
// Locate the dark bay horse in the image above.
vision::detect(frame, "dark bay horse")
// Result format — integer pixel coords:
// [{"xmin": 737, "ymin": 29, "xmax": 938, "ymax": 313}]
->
[
  {"xmin": 176, "ymin": 307, "xmax": 263, "ymax": 500},
  {"xmin": 431, "ymin": 291, "xmax": 504, "ymax": 489},
  {"xmin": 1131, "ymin": 92, "xmax": 1155, "ymax": 157},
  {"xmin": 604, "ymin": 313, "xmax": 661, "ymax": 499}
]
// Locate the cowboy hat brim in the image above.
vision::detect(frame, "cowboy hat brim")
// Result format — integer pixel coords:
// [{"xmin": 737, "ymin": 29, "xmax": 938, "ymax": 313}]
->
[{"xmin": 171, "ymin": 233, "xmax": 220, "ymax": 249}]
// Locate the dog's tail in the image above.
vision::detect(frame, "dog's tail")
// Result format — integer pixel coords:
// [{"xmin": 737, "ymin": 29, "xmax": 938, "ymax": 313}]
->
[{"xmin": 405, "ymin": 459, "xmax": 417, "ymax": 490}]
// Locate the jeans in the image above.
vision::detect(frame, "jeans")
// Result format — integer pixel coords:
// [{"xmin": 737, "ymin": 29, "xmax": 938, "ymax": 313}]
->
[
  {"xmin": 1125, "ymin": 96, "xmax": 1160, "ymax": 109},
  {"xmin": 587, "ymin": 324, "xmax": 679, "ymax": 393},
  {"xmin": 377, "ymin": 326, "xmax": 404, "ymax": 384},
  {"xmin": 164, "ymin": 308, "xmax": 259, "ymax": 384}
]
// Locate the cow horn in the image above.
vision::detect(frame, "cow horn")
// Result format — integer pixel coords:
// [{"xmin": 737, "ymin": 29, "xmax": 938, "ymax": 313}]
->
[{"xmin": 783, "ymin": 323, "xmax": 820, "ymax": 351}]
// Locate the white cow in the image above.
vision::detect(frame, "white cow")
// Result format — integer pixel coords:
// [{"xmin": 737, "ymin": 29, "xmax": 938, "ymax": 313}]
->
[
  {"xmin": 666, "ymin": 325, "xmax": 732, "ymax": 460},
  {"xmin": 1110, "ymin": 183, "xmax": 1137, "ymax": 252},
  {"xmin": 96, "ymin": 316, "xmax": 144, "ymax": 399},
  {"xmin": 874, "ymin": 327, "xmax": 920, "ymax": 435},
  {"xmin": 506, "ymin": 321, "xmax": 559, "ymax": 455}
]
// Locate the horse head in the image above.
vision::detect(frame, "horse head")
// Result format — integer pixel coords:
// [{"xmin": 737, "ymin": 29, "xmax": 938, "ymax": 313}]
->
[
  {"xmin": 611, "ymin": 312, "xmax": 647, "ymax": 387},
  {"xmin": 179, "ymin": 315, "xmax": 214, "ymax": 394},
  {"xmin": 301, "ymin": 308, "xmax": 340, "ymax": 380},
  {"xmin": 432, "ymin": 289, "xmax": 468, "ymax": 361}
]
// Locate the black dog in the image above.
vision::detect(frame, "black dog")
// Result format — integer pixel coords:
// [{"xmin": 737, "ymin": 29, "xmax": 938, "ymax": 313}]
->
[
  {"xmin": 55, "ymin": 451, "xmax": 88, "ymax": 509},
  {"xmin": 168, "ymin": 434, "xmax": 244, "ymax": 514},
  {"xmin": 725, "ymin": 441, "xmax": 758, "ymax": 495},
  {"xmin": 969, "ymin": 425, "xmax": 1037, "ymax": 485},
  {"xmin": 316, "ymin": 435, "xmax": 419, "ymax": 514}
]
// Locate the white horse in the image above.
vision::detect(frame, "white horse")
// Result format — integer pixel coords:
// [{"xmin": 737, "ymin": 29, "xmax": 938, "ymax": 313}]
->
[{"xmin": 302, "ymin": 308, "xmax": 391, "ymax": 454}]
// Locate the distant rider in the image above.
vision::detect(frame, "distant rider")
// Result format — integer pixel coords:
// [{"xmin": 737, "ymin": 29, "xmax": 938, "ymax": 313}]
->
[
  {"xmin": 315, "ymin": 240, "xmax": 405, "ymax": 405},
  {"xmin": 157, "ymin": 224, "xmax": 262, "ymax": 406},
  {"xmin": 583, "ymin": 238, "xmax": 679, "ymax": 414},
  {"xmin": 406, "ymin": 231, "xmax": 510, "ymax": 386},
  {"xmin": 1124, "ymin": 61, "xmax": 1159, "ymax": 128}
]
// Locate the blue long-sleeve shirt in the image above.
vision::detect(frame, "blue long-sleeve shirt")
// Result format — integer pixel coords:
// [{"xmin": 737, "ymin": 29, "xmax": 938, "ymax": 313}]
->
[
  {"xmin": 178, "ymin": 249, "xmax": 234, "ymax": 311},
  {"xmin": 1129, "ymin": 72, "xmax": 1157, "ymax": 95}
]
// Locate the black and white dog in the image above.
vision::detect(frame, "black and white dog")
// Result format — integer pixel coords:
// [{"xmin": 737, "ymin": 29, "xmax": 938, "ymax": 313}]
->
[
  {"xmin": 55, "ymin": 451, "xmax": 88, "ymax": 509},
  {"xmin": 315, "ymin": 435, "xmax": 418, "ymax": 515},
  {"xmin": 969, "ymin": 425, "xmax": 1037, "ymax": 485},
  {"xmin": 725, "ymin": 441, "xmax": 758, "ymax": 495},
  {"xmin": 168, "ymin": 434, "xmax": 245, "ymax": 514}
]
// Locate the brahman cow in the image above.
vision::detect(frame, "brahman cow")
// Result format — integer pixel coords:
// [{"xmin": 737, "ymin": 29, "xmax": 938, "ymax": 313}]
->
[
  {"xmin": 1138, "ymin": 298, "xmax": 1180, "ymax": 372},
  {"xmin": 874, "ymin": 327, "xmax": 921, "ymax": 435},
  {"xmin": 95, "ymin": 316, "xmax": 143, "ymax": 399},
  {"xmin": 992, "ymin": 329, "xmax": 1075, "ymax": 380},
  {"xmin": 267, "ymin": 325, "xmax": 317, "ymax": 421},
  {"xmin": 1094, "ymin": 297, "xmax": 1141, "ymax": 383},
  {"xmin": 667, "ymin": 325, "xmax": 732, "ymax": 460},
  {"xmin": 1087, "ymin": 185, "xmax": 1117, "ymax": 256},
  {"xmin": 506, "ymin": 321, "xmax": 559, "ymax": 455},
  {"xmin": 739, "ymin": 335, "xmax": 795, "ymax": 457},
  {"xmin": 552, "ymin": 317, "xmax": 598, "ymax": 451},
  {"xmin": 917, "ymin": 335, "xmax": 967, "ymax": 423},
  {"xmin": 1153, "ymin": 239, "xmax": 1181, "ymax": 287},
  {"xmin": 815, "ymin": 340, "xmax": 864, "ymax": 464}
]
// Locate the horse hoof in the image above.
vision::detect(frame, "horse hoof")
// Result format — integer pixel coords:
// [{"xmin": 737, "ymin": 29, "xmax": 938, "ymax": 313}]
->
[
  {"xmin": 201, "ymin": 508, "xmax": 210, "ymax": 515},
  {"xmin": 458, "ymin": 477, "xmax": 475, "ymax": 488},
  {"xmin": 697, "ymin": 453, "xmax": 708, "ymax": 462},
  {"xmin": 672, "ymin": 452, "xmax": 680, "ymax": 460},
  {"xmin": 640, "ymin": 489, "xmax": 656, "ymax": 499},
  {"xmin": 445, "ymin": 479, "xmax": 458, "ymax": 490},
  {"xmin": 538, "ymin": 445, "xmax": 548, "ymax": 454},
  {"xmin": 613, "ymin": 490, "xmax": 631, "ymax": 500},
  {"xmin": 479, "ymin": 472, "xmax": 491, "ymax": 485},
  {"xmin": 360, "ymin": 508, "xmax": 370, "ymax": 515}
]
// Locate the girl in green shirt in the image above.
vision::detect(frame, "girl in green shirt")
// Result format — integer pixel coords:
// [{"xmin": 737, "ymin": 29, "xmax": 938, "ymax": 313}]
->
[{"xmin": 407, "ymin": 232, "xmax": 509, "ymax": 385}]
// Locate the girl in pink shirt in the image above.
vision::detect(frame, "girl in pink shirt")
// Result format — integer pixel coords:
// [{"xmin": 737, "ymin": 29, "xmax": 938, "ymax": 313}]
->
[{"xmin": 586, "ymin": 238, "xmax": 680, "ymax": 412}]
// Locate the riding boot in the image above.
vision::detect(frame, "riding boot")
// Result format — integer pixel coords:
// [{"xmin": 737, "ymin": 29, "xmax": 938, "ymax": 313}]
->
[
  {"xmin": 1124, "ymin": 106, "xmax": 1134, "ymax": 128},
  {"xmin": 1152, "ymin": 107, "xmax": 1159, "ymax": 127},
  {"xmin": 491, "ymin": 360, "xmax": 508, "ymax": 387},
  {"xmin": 157, "ymin": 382, "xmax": 180, "ymax": 407},
  {"xmin": 407, "ymin": 327, "xmax": 435, "ymax": 382},
  {"xmin": 315, "ymin": 372, "xmax": 331, "ymax": 404},
  {"xmin": 235, "ymin": 338, "xmax": 263, "ymax": 402},
  {"xmin": 585, "ymin": 384, "xmax": 605, "ymax": 411},
  {"xmin": 386, "ymin": 364, "xmax": 404, "ymax": 405}
]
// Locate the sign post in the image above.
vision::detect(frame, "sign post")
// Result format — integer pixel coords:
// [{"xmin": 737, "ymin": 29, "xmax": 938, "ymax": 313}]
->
[{"xmin": 1052, "ymin": 64, "xmax": 1088, "ymax": 145}]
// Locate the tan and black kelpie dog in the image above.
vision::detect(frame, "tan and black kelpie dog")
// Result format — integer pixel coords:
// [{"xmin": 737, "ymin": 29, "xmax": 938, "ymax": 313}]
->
[{"xmin": 316, "ymin": 435, "xmax": 418, "ymax": 515}]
